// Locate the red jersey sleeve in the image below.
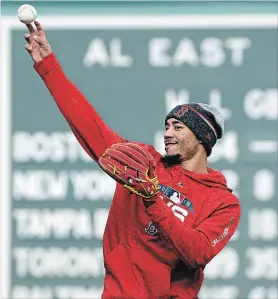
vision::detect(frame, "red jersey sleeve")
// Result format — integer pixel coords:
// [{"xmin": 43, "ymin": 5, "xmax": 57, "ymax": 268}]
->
[
  {"xmin": 146, "ymin": 197, "xmax": 240, "ymax": 269},
  {"xmin": 34, "ymin": 53, "xmax": 125, "ymax": 161}
]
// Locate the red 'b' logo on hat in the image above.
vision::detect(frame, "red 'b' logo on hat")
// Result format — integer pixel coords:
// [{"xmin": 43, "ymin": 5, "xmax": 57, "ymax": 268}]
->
[
  {"xmin": 174, "ymin": 105, "xmax": 188, "ymax": 117},
  {"xmin": 206, "ymin": 133, "xmax": 212, "ymax": 141}
]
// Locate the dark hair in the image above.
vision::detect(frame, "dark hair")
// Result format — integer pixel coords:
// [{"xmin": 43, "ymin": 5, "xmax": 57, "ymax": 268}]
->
[{"xmin": 161, "ymin": 154, "xmax": 182, "ymax": 167}]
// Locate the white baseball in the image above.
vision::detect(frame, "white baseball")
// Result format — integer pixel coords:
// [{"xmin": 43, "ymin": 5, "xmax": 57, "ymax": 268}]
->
[{"xmin": 17, "ymin": 4, "xmax": 37, "ymax": 24}]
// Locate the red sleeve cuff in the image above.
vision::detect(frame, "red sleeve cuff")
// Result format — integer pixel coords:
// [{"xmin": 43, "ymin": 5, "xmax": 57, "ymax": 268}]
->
[
  {"xmin": 33, "ymin": 53, "xmax": 61, "ymax": 78},
  {"xmin": 145, "ymin": 198, "xmax": 171, "ymax": 222}
]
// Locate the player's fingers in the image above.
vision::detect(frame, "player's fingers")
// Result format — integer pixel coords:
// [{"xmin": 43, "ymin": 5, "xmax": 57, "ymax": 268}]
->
[
  {"xmin": 34, "ymin": 20, "xmax": 46, "ymax": 37},
  {"xmin": 33, "ymin": 35, "xmax": 45, "ymax": 45},
  {"xmin": 25, "ymin": 43, "xmax": 32, "ymax": 52},
  {"xmin": 24, "ymin": 33, "xmax": 33, "ymax": 43},
  {"xmin": 26, "ymin": 23, "xmax": 36, "ymax": 35}
]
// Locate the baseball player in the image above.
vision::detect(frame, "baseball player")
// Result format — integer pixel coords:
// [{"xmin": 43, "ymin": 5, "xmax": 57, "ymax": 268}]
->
[{"xmin": 23, "ymin": 21, "xmax": 240, "ymax": 299}]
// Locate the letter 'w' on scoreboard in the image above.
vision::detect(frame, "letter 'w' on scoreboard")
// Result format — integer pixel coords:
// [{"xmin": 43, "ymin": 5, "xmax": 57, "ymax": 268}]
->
[{"xmin": 1, "ymin": 14, "xmax": 277, "ymax": 299}]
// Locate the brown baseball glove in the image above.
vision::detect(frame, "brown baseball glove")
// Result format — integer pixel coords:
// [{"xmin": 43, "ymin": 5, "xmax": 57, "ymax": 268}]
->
[{"xmin": 98, "ymin": 142, "xmax": 159, "ymax": 199}]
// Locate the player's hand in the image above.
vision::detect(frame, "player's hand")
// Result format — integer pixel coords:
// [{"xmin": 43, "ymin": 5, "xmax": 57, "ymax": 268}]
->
[
  {"xmin": 24, "ymin": 20, "xmax": 52, "ymax": 63},
  {"xmin": 99, "ymin": 143, "xmax": 160, "ymax": 199}
]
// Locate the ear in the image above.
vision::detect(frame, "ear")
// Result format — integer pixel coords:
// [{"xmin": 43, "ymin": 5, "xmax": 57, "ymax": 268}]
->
[{"xmin": 194, "ymin": 140, "xmax": 202, "ymax": 146}]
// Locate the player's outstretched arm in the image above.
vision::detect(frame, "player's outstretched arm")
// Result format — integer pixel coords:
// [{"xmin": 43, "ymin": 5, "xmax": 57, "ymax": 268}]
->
[{"xmin": 24, "ymin": 20, "xmax": 125, "ymax": 160}]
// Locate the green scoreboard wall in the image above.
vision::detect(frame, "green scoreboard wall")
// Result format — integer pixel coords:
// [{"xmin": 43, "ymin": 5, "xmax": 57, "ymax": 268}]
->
[{"xmin": 1, "ymin": 12, "xmax": 277, "ymax": 299}]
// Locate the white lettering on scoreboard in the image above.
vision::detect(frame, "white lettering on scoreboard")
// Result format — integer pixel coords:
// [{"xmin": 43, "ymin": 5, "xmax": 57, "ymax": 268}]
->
[
  {"xmin": 13, "ymin": 208, "xmax": 108, "ymax": 240},
  {"xmin": 82, "ymin": 37, "xmax": 251, "ymax": 68},
  {"xmin": 11, "ymin": 129, "xmax": 114, "ymax": 297},
  {"xmin": 13, "ymin": 247, "xmax": 105, "ymax": 278},
  {"xmin": 13, "ymin": 169, "xmax": 116, "ymax": 201},
  {"xmin": 13, "ymin": 131, "xmax": 93, "ymax": 163},
  {"xmin": 244, "ymin": 89, "xmax": 278, "ymax": 120},
  {"xmin": 12, "ymin": 285, "xmax": 103, "ymax": 299},
  {"xmin": 245, "ymin": 247, "xmax": 277, "ymax": 280},
  {"xmin": 148, "ymin": 37, "xmax": 251, "ymax": 67}
]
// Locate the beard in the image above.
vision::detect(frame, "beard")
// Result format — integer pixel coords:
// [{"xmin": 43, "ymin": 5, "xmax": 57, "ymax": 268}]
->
[
  {"xmin": 161, "ymin": 154, "xmax": 183, "ymax": 166},
  {"xmin": 162, "ymin": 140, "xmax": 200, "ymax": 166}
]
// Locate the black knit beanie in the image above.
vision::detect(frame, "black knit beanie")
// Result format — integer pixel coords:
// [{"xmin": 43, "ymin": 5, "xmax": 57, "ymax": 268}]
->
[{"xmin": 165, "ymin": 103, "xmax": 224, "ymax": 156}]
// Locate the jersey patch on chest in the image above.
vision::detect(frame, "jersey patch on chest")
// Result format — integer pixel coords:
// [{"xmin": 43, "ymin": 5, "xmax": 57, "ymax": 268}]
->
[{"xmin": 159, "ymin": 184, "xmax": 194, "ymax": 214}]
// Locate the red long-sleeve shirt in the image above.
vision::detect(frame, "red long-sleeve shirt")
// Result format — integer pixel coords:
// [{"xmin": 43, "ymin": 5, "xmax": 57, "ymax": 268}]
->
[{"xmin": 34, "ymin": 53, "xmax": 241, "ymax": 299}]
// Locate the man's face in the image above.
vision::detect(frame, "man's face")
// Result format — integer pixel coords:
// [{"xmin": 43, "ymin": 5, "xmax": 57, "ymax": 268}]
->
[{"xmin": 164, "ymin": 118, "xmax": 200, "ymax": 161}]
